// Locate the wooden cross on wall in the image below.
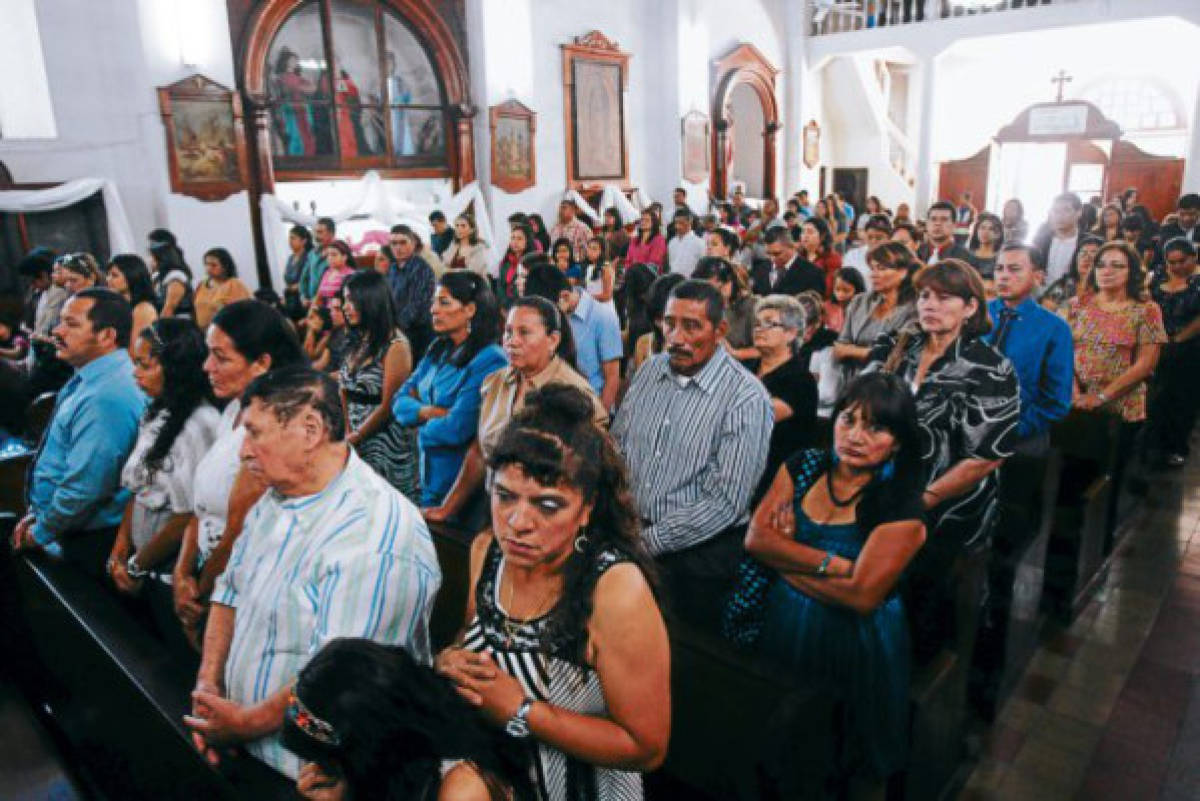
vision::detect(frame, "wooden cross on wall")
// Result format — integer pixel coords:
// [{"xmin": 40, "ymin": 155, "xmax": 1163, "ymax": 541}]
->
[{"xmin": 1052, "ymin": 69, "xmax": 1073, "ymax": 103}]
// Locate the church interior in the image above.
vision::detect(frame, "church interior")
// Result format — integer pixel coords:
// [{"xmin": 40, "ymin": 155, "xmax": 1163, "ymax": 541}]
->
[{"xmin": 2, "ymin": 1, "xmax": 1200, "ymax": 799}]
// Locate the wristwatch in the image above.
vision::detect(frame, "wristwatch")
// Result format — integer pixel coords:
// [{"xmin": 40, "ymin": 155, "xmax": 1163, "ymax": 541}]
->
[
  {"xmin": 505, "ymin": 698, "xmax": 534, "ymax": 738},
  {"xmin": 126, "ymin": 554, "xmax": 149, "ymax": 579},
  {"xmin": 1096, "ymin": 391, "xmax": 1110, "ymax": 405}
]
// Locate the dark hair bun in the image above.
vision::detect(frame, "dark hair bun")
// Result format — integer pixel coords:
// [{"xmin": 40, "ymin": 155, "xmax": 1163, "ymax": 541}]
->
[{"xmin": 523, "ymin": 384, "xmax": 593, "ymax": 428}]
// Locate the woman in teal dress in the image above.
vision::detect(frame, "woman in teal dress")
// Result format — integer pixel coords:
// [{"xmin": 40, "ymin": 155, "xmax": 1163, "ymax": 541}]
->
[{"xmin": 727, "ymin": 372, "xmax": 926, "ymax": 797}]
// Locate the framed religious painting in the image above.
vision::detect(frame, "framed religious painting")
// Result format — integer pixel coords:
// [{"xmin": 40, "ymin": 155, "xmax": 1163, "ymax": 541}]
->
[
  {"xmin": 157, "ymin": 74, "xmax": 250, "ymax": 201},
  {"xmin": 561, "ymin": 31, "xmax": 630, "ymax": 187},
  {"xmin": 681, "ymin": 111, "xmax": 710, "ymax": 184},
  {"xmin": 489, "ymin": 100, "xmax": 536, "ymax": 193},
  {"xmin": 803, "ymin": 119, "xmax": 821, "ymax": 169}
]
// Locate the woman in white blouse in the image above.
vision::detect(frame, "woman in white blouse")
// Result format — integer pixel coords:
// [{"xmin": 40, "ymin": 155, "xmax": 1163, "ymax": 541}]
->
[
  {"xmin": 170, "ymin": 300, "xmax": 306, "ymax": 648},
  {"xmin": 107, "ymin": 319, "xmax": 220, "ymax": 650}
]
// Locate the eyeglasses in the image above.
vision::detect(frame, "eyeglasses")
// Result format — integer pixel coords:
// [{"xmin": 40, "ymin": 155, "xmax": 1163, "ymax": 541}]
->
[
  {"xmin": 753, "ymin": 320, "xmax": 789, "ymax": 331},
  {"xmin": 1096, "ymin": 260, "xmax": 1130, "ymax": 270}
]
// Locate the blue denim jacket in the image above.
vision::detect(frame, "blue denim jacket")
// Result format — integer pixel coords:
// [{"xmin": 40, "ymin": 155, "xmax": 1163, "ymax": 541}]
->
[{"xmin": 393, "ymin": 342, "xmax": 507, "ymax": 506}]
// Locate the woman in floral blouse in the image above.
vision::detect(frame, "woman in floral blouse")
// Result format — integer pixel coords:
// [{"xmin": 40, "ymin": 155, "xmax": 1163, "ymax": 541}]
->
[
  {"xmin": 1067, "ymin": 241, "xmax": 1166, "ymax": 424},
  {"xmin": 865, "ymin": 258, "xmax": 1019, "ymax": 662}
]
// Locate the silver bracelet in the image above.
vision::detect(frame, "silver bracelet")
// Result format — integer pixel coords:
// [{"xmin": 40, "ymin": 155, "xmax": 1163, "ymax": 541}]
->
[{"xmin": 126, "ymin": 554, "xmax": 149, "ymax": 579}]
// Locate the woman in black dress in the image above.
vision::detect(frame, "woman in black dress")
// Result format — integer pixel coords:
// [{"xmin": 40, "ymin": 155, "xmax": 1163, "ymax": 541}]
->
[
  {"xmin": 1149, "ymin": 238, "xmax": 1200, "ymax": 466},
  {"xmin": 750, "ymin": 294, "xmax": 818, "ymax": 503}
]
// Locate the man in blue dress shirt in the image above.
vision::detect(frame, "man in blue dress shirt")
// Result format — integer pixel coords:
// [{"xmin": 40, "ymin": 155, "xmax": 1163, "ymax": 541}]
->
[
  {"xmin": 12, "ymin": 288, "xmax": 145, "ymax": 578},
  {"xmin": 985, "ymin": 244, "xmax": 1074, "ymax": 456}
]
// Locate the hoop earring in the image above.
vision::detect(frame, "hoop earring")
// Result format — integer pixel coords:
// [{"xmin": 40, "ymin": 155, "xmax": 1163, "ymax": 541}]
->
[{"xmin": 573, "ymin": 533, "xmax": 590, "ymax": 553}]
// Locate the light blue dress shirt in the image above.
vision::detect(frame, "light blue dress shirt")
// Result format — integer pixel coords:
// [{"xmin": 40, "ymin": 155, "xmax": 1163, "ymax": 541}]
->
[
  {"xmin": 29, "ymin": 349, "xmax": 146, "ymax": 544},
  {"xmin": 569, "ymin": 292, "xmax": 624, "ymax": 397}
]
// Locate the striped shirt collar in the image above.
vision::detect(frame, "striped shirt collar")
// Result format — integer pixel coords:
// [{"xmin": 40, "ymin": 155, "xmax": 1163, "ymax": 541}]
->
[
  {"xmin": 270, "ymin": 446, "xmax": 356, "ymax": 512},
  {"xmin": 649, "ymin": 344, "xmax": 734, "ymax": 395}
]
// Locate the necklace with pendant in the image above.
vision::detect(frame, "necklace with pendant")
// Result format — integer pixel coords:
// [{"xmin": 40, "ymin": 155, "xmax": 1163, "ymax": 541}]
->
[{"xmin": 501, "ymin": 563, "xmax": 557, "ymax": 648}]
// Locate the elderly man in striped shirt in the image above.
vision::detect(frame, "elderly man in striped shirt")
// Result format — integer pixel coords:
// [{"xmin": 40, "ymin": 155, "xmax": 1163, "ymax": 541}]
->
[
  {"xmin": 185, "ymin": 366, "xmax": 440, "ymax": 779},
  {"xmin": 613, "ymin": 279, "xmax": 773, "ymax": 630}
]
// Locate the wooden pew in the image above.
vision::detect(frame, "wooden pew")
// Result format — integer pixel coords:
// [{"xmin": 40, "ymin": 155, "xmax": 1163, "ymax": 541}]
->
[
  {"xmin": 25, "ymin": 391, "xmax": 57, "ymax": 444},
  {"xmin": 1044, "ymin": 411, "xmax": 1121, "ymax": 620},
  {"xmin": 969, "ymin": 449, "xmax": 1061, "ymax": 720},
  {"xmin": 903, "ymin": 539, "xmax": 990, "ymax": 801},
  {"xmin": 0, "ymin": 543, "xmax": 295, "ymax": 801}
]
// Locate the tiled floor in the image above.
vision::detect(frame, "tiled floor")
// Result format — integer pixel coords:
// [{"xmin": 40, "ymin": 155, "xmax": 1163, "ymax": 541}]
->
[{"xmin": 959, "ymin": 454, "xmax": 1200, "ymax": 801}]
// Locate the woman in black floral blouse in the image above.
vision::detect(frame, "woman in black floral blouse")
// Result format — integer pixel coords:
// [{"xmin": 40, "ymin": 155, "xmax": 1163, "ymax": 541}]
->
[
  {"xmin": 1150, "ymin": 238, "xmax": 1200, "ymax": 467},
  {"xmin": 864, "ymin": 258, "xmax": 1019, "ymax": 661}
]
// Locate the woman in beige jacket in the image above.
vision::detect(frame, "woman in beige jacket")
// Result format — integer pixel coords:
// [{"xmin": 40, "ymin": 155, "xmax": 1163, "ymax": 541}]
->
[{"xmin": 440, "ymin": 213, "xmax": 491, "ymax": 278}]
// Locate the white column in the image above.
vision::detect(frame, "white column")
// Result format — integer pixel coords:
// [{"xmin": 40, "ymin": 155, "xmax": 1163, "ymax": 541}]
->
[
  {"xmin": 1184, "ymin": 80, "xmax": 1200, "ymax": 194},
  {"xmin": 782, "ymin": 0, "xmax": 809, "ymax": 196},
  {"xmin": 913, "ymin": 49, "xmax": 938, "ymax": 217}
]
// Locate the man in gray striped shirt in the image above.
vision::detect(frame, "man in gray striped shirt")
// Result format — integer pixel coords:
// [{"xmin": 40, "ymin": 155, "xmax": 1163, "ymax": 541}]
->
[
  {"xmin": 186, "ymin": 367, "xmax": 440, "ymax": 779},
  {"xmin": 613, "ymin": 280, "xmax": 772, "ymax": 628}
]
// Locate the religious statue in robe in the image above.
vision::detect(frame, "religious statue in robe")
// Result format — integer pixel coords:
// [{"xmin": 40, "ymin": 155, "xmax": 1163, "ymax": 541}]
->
[
  {"xmin": 385, "ymin": 51, "xmax": 416, "ymax": 157},
  {"xmin": 334, "ymin": 68, "xmax": 363, "ymax": 159},
  {"xmin": 272, "ymin": 47, "xmax": 317, "ymax": 156}
]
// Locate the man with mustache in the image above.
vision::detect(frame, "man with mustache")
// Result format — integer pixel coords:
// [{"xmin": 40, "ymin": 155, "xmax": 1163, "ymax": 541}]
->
[
  {"xmin": 11, "ymin": 288, "xmax": 146, "ymax": 579},
  {"xmin": 613, "ymin": 280, "xmax": 772, "ymax": 630}
]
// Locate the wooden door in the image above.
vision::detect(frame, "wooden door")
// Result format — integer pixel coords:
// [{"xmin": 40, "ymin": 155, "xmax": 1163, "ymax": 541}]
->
[
  {"xmin": 1108, "ymin": 140, "xmax": 1184, "ymax": 223},
  {"xmin": 937, "ymin": 146, "xmax": 989, "ymax": 207},
  {"xmin": 831, "ymin": 168, "xmax": 868, "ymax": 216}
]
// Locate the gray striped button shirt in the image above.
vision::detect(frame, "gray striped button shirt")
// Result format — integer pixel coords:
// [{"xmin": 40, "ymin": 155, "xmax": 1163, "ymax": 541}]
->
[{"xmin": 612, "ymin": 347, "xmax": 773, "ymax": 555}]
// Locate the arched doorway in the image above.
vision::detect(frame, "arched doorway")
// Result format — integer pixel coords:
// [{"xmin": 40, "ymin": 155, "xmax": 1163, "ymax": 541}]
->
[
  {"xmin": 227, "ymin": 0, "xmax": 476, "ymax": 285},
  {"xmin": 712, "ymin": 44, "xmax": 780, "ymax": 201}
]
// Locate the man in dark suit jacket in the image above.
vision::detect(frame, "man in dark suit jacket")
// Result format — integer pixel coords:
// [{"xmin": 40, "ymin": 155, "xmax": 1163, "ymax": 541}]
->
[
  {"xmin": 753, "ymin": 227, "xmax": 826, "ymax": 296},
  {"xmin": 918, "ymin": 200, "xmax": 974, "ymax": 265}
]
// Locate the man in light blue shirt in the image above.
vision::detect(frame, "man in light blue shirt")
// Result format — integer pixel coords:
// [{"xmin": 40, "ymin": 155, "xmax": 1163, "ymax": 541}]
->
[
  {"xmin": 298, "ymin": 217, "xmax": 336, "ymax": 304},
  {"xmin": 523, "ymin": 264, "xmax": 622, "ymax": 411},
  {"xmin": 188, "ymin": 367, "xmax": 439, "ymax": 779},
  {"xmin": 12, "ymin": 288, "xmax": 145, "ymax": 578}
]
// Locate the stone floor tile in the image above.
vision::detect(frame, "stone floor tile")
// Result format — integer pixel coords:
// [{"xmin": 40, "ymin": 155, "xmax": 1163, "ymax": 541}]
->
[{"xmin": 1047, "ymin": 683, "xmax": 1120, "ymax": 727}]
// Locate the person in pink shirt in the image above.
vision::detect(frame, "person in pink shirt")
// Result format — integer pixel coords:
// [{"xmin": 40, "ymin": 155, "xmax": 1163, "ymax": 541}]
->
[
  {"xmin": 317, "ymin": 240, "xmax": 357, "ymax": 307},
  {"xmin": 626, "ymin": 208, "xmax": 667, "ymax": 270}
]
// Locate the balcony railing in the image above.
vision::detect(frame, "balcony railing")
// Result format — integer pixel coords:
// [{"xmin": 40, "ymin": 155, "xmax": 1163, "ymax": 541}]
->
[{"xmin": 810, "ymin": 0, "xmax": 1077, "ymax": 36}]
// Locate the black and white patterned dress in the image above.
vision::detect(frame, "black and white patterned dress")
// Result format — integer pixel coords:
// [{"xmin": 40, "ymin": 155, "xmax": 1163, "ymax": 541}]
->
[
  {"xmin": 339, "ymin": 333, "xmax": 419, "ymax": 503},
  {"xmin": 461, "ymin": 540, "xmax": 644, "ymax": 801}
]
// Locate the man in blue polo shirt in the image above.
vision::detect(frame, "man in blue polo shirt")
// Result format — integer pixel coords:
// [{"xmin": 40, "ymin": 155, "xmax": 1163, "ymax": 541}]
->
[
  {"xmin": 985, "ymin": 243, "xmax": 1073, "ymax": 456},
  {"xmin": 11, "ymin": 288, "xmax": 145, "ymax": 579},
  {"xmin": 522, "ymin": 264, "xmax": 622, "ymax": 413}
]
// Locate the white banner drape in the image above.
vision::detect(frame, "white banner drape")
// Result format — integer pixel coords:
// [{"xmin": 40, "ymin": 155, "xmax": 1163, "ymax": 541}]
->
[
  {"xmin": 0, "ymin": 178, "xmax": 137, "ymax": 254},
  {"xmin": 557, "ymin": 185, "xmax": 649, "ymax": 228},
  {"xmin": 260, "ymin": 172, "xmax": 501, "ymax": 283}
]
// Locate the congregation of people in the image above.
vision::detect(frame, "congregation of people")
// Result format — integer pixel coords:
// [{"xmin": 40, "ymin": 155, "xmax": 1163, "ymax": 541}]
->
[{"xmin": 4, "ymin": 183, "xmax": 1200, "ymax": 801}]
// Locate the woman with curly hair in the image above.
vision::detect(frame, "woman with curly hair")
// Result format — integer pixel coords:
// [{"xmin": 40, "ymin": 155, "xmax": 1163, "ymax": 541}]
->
[
  {"xmin": 108, "ymin": 318, "xmax": 220, "ymax": 650},
  {"xmin": 284, "ymin": 638, "xmax": 533, "ymax": 801},
  {"xmin": 436, "ymin": 385, "xmax": 670, "ymax": 801}
]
